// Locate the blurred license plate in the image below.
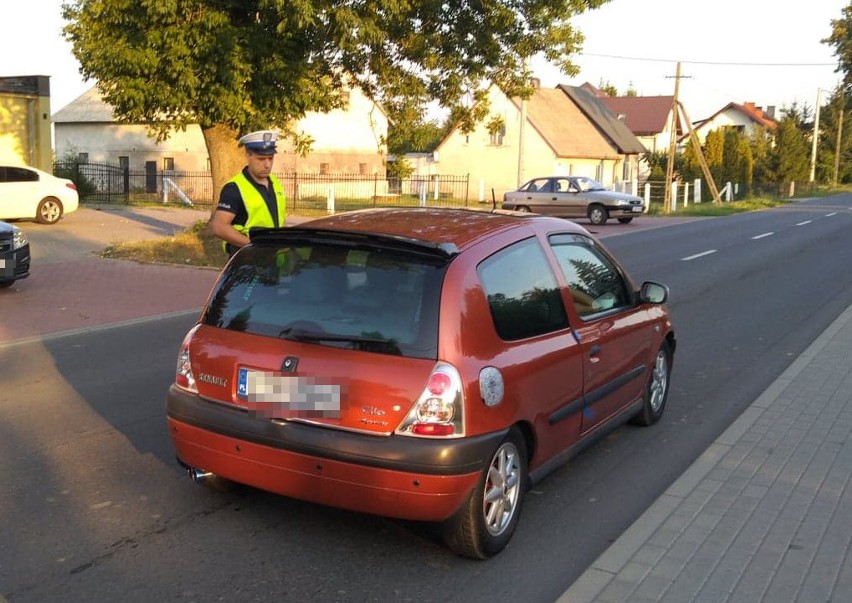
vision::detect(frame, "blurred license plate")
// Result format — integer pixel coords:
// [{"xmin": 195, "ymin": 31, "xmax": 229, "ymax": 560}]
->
[
  {"xmin": 632, "ymin": 206, "xmax": 644, "ymax": 212},
  {"xmin": 237, "ymin": 368, "xmax": 341, "ymax": 417}
]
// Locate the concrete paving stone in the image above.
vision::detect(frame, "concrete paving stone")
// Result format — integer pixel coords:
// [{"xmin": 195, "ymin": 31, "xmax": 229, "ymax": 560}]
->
[
  {"xmin": 632, "ymin": 543, "xmax": 668, "ymax": 568},
  {"xmin": 629, "ymin": 574, "xmax": 673, "ymax": 601},
  {"xmin": 649, "ymin": 555, "xmax": 686, "ymax": 582}
]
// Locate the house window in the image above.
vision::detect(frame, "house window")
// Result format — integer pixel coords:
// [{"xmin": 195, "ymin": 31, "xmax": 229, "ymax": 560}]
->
[
  {"xmin": 489, "ymin": 126, "xmax": 506, "ymax": 146},
  {"xmin": 118, "ymin": 156, "xmax": 129, "ymax": 169},
  {"xmin": 320, "ymin": 163, "xmax": 329, "ymax": 175},
  {"xmin": 359, "ymin": 163, "xmax": 368, "ymax": 175},
  {"xmin": 78, "ymin": 152, "xmax": 88, "ymax": 163},
  {"xmin": 163, "ymin": 157, "xmax": 175, "ymax": 171}
]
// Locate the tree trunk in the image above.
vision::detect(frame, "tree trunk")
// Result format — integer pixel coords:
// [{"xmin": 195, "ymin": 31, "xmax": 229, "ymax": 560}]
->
[{"xmin": 202, "ymin": 123, "xmax": 243, "ymax": 218}]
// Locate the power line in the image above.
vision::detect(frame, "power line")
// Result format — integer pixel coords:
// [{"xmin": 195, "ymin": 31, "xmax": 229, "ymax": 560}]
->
[{"xmin": 580, "ymin": 52, "xmax": 836, "ymax": 67}]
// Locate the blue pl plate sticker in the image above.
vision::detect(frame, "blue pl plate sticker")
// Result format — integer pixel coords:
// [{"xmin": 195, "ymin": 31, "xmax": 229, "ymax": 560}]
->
[{"xmin": 237, "ymin": 367, "xmax": 249, "ymax": 398}]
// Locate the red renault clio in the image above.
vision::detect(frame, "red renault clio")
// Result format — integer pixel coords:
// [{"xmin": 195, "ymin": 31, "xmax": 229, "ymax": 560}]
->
[{"xmin": 166, "ymin": 207, "xmax": 675, "ymax": 558}]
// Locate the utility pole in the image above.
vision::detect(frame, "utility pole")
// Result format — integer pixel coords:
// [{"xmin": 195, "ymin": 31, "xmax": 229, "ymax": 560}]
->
[
  {"xmin": 517, "ymin": 58, "xmax": 529, "ymax": 187},
  {"xmin": 810, "ymin": 88, "xmax": 822, "ymax": 183},
  {"xmin": 663, "ymin": 62, "xmax": 683, "ymax": 213},
  {"xmin": 678, "ymin": 101, "xmax": 722, "ymax": 204},
  {"xmin": 834, "ymin": 87, "xmax": 845, "ymax": 187}
]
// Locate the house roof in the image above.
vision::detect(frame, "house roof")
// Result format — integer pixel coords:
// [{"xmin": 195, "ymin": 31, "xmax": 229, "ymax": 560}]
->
[
  {"xmin": 510, "ymin": 88, "xmax": 622, "ymax": 159},
  {"xmin": 52, "ymin": 86, "xmax": 115, "ymax": 123},
  {"xmin": 697, "ymin": 101, "xmax": 778, "ymax": 130},
  {"xmin": 598, "ymin": 95, "xmax": 677, "ymax": 136},
  {"xmin": 557, "ymin": 85, "xmax": 647, "ymax": 154}
]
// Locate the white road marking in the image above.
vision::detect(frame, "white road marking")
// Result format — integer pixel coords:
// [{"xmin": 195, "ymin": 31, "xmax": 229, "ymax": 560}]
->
[
  {"xmin": 752, "ymin": 232, "xmax": 774, "ymax": 240},
  {"xmin": 682, "ymin": 250, "xmax": 717, "ymax": 261},
  {"xmin": 796, "ymin": 220, "xmax": 812, "ymax": 226},
  {"xmin": 826, "ymin": 212, "xmax": 838, "ymax": 217}
]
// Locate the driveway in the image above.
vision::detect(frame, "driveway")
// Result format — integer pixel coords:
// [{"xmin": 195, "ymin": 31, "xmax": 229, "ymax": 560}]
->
[{"xmin": 0, "ymin": 206, "xmax": 218, "ymax": 344}]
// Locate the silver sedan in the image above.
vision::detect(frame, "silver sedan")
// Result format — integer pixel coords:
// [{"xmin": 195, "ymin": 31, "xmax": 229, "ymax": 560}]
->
[{"xmin": 502, "ymin": 176, "xmax": 645, "ymax": 225}]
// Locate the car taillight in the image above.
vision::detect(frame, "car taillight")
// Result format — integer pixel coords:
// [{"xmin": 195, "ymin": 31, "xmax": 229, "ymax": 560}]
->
[
  {"xmin": 396, "ymin": 362, "xmax": 465, "ymax": 438},
  {"xmin": 174, "ymin": 325, "xmax": 200, "ymax": 393},
  {"xmin": 65, "ymin": 182, "xmax": 77, "ymax": 191}
]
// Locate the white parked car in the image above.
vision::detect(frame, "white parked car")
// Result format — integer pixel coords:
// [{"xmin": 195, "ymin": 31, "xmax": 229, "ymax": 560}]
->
[{"xmin": 0, "ymin": 165, "xmax": 79, "ymax": 224}]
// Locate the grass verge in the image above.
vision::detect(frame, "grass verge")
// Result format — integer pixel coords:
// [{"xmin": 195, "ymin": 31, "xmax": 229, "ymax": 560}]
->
[{"xmin": 100, "ymin": 220, "xmax": 228, "ymax": 269}]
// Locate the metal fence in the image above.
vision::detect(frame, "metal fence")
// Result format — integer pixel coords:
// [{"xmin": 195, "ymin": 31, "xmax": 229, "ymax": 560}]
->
[{"xmin": 54, "ymin": 161, "xmax": 471, "ymax": 213}]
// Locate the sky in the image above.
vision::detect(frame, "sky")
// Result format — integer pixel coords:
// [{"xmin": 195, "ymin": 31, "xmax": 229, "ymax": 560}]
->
[{"xmin": 1, "ymin": 0, "xmax": 848, "ymax": 121}]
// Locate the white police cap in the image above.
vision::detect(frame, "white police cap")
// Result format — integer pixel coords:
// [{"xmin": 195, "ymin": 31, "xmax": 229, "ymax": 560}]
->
[{"xmin": 238, "ymin": 130, "xmax": 279, "ymax": 155}]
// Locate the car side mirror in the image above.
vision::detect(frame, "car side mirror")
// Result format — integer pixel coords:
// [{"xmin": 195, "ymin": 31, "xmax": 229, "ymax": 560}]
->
[{"xmin": 639, "ymin": 281, "xmax": 669, "ymax": 304}]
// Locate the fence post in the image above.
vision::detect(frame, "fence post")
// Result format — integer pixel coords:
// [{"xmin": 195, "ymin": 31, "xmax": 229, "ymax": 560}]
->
[
  {"xmin": 644, "ymin": 182, "xmax": 650, "ymax": 211},
  {"xmin": 683, "ymin": 181, "xmax": 689, "ymax": 207},
  {"xmin": 671, "ymin": 182, "xmax": 678, "ymax": 211},
  {"xmin": 419, "ymin": 182, "xmax": 427, "ymax": 207},
  {"xmin": 694, "ymin": 179, "xmax": 702, "ymax": 204},
  {"xmin": 725, "ymin": 182, "xmax": 733, "ymax": 201},
  {"xmin": 327, "ymin": 186, "xmax": 335, "ymax": 214}
]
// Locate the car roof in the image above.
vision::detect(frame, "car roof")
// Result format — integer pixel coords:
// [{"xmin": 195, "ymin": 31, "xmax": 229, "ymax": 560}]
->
[{"xmin": 289, "ymin": 207, "xmax": 591, "ymax": 253}]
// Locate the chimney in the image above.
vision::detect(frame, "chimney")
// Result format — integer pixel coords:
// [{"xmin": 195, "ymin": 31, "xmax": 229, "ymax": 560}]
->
[
  {"xmin": 766, "ymin": 106, "xmax": 776, "ymax": 120},
  {"xmin": 529, "ymin": 77, "xmax": 541, "ymax": 89}
]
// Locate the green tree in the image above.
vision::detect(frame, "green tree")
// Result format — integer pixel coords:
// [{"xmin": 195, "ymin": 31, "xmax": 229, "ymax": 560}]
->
[
  {"xmin": 824, "ymin": 5, "xmax": 852, "ymax": 88},
  {"xmin": 771, "ymin": 109, "xmax": 810, "ymax": 188},
  {"xmin": 814, "ymin": 86, "xmax": 850, "ymax": 185},
  {"xmin": 597, "ymin": 79, "xmax": 619, "ymax": 97},
  {"xmin": 62, "ymin": 0, "xmax": 610, "ymax": 194},
  {"xmin": 749, "ymin": 126, "xmax": 775, "ymax": 189},
  {"xmin": 386, "ymin": 97, "xmax": 450, "ymax": 154},
  {"xmin": 704, "ymin": 129, "xmax": 724, "ymax": 187}
]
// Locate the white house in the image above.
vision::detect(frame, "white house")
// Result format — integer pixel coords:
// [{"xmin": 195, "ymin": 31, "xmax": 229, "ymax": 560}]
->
[{"xmin": 53, "ymin": 85, "xmax": 389, "ymax": 175}]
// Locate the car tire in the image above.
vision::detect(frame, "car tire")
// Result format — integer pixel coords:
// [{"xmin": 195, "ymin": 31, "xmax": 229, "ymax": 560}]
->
[
  {"xmin": 515, "ymin": 205, "xmax": 531, "ymax": 213},
  {"xmin": 36, "ymin": 198, "xmax": 64, "ymax": 224},
  {"xmin": 632, "ymin": 341, "xmax": 672, "ymax": 426},
  {"xmin": 442, "ymin": 427, "xmax": 527, "ymax": 559},
  {"xmin": 617, "ymin": 217, "xmax": 634, "ymax": 224},
  {"xmin": 0, "ymin": 281, "xmax": 14, "ymax": 289},
  {"xmin": 588, "ymin": 204, "xmax": 608, "ymax": 225}
]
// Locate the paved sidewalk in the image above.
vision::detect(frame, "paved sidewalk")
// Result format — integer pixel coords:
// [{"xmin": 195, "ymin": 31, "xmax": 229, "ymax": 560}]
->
[{"xmin": 559, "ymin": 303, "xmax": 852, "ymax": 603}]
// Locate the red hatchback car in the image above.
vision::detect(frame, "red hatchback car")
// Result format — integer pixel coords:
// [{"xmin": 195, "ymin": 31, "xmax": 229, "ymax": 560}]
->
[{"xmin": 166, "ymin": 207, "xmax": 675, "ymax": 558}]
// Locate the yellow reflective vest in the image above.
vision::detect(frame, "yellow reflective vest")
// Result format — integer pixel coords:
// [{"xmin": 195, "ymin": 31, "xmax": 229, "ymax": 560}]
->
[{"xmin": 225, "ymin": 172, "xmax": 287, "ymax": 250}]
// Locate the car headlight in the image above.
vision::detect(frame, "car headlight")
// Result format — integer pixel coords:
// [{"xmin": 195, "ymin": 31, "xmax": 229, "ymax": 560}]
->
[{"xmin": 11, "ymin": 227, "xmax": 27, "ymax": 250}]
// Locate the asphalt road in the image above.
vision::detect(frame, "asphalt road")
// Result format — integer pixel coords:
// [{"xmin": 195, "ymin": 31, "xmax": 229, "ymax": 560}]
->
[{"xmin": 2, "ymin": 199, "xmax": 852, "ymax": 602}]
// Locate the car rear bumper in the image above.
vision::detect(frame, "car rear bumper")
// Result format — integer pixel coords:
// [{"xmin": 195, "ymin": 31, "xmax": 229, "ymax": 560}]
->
[{"xmin": 166, "ymin": 385, "xmax": 505, "ymax": 521}]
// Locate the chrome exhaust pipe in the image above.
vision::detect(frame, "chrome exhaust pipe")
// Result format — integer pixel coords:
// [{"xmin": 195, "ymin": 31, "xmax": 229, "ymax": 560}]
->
[{"xmin": 188, "ymin": 467, "xmax": 214, "ymax": 484}]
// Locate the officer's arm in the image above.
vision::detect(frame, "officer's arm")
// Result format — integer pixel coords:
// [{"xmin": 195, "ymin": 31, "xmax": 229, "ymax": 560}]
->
[{"xmin": 209, "ymin": 209, "xmax": 250, "ymax": 248}]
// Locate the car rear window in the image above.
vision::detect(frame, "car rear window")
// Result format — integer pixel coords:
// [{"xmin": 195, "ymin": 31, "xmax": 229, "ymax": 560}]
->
[{"xmin": 202, "ymin": 241, "xmax": 447, "ymax": 359}]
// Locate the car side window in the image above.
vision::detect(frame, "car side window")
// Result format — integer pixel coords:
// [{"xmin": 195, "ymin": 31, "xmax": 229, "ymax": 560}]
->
[
  {"xmin": 548, "ymin": 234, "xmax": 631, "ymax": 318},
  {"xmin": 555, "ymin": 179, "xmax": 571, "ymax": 193},
  {"xmin": 5, "ymin": 167, "xmax": 38, "ymax": 183},
  {"xmin": 478, "ymin": 238, "xmax": 569, "ymax": 341}
]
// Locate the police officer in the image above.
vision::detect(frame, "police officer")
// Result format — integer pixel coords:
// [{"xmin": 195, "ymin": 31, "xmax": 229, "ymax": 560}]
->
[{"xmin": 209, "ymin": 130, "xmax": 287, "ymax": 255}]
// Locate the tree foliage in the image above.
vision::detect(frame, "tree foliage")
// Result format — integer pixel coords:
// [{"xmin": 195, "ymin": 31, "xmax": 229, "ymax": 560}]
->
[
  {"xmin": 62, "ymin": 0, "xmax": 610, "ymax": 192},
  {"xmin": 771, "ymin": 108, "xmax": 810, "ymax": 187},
  {"xmin": 824, "ymin": 4, "xmax": 852, "ymax": 88}
]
